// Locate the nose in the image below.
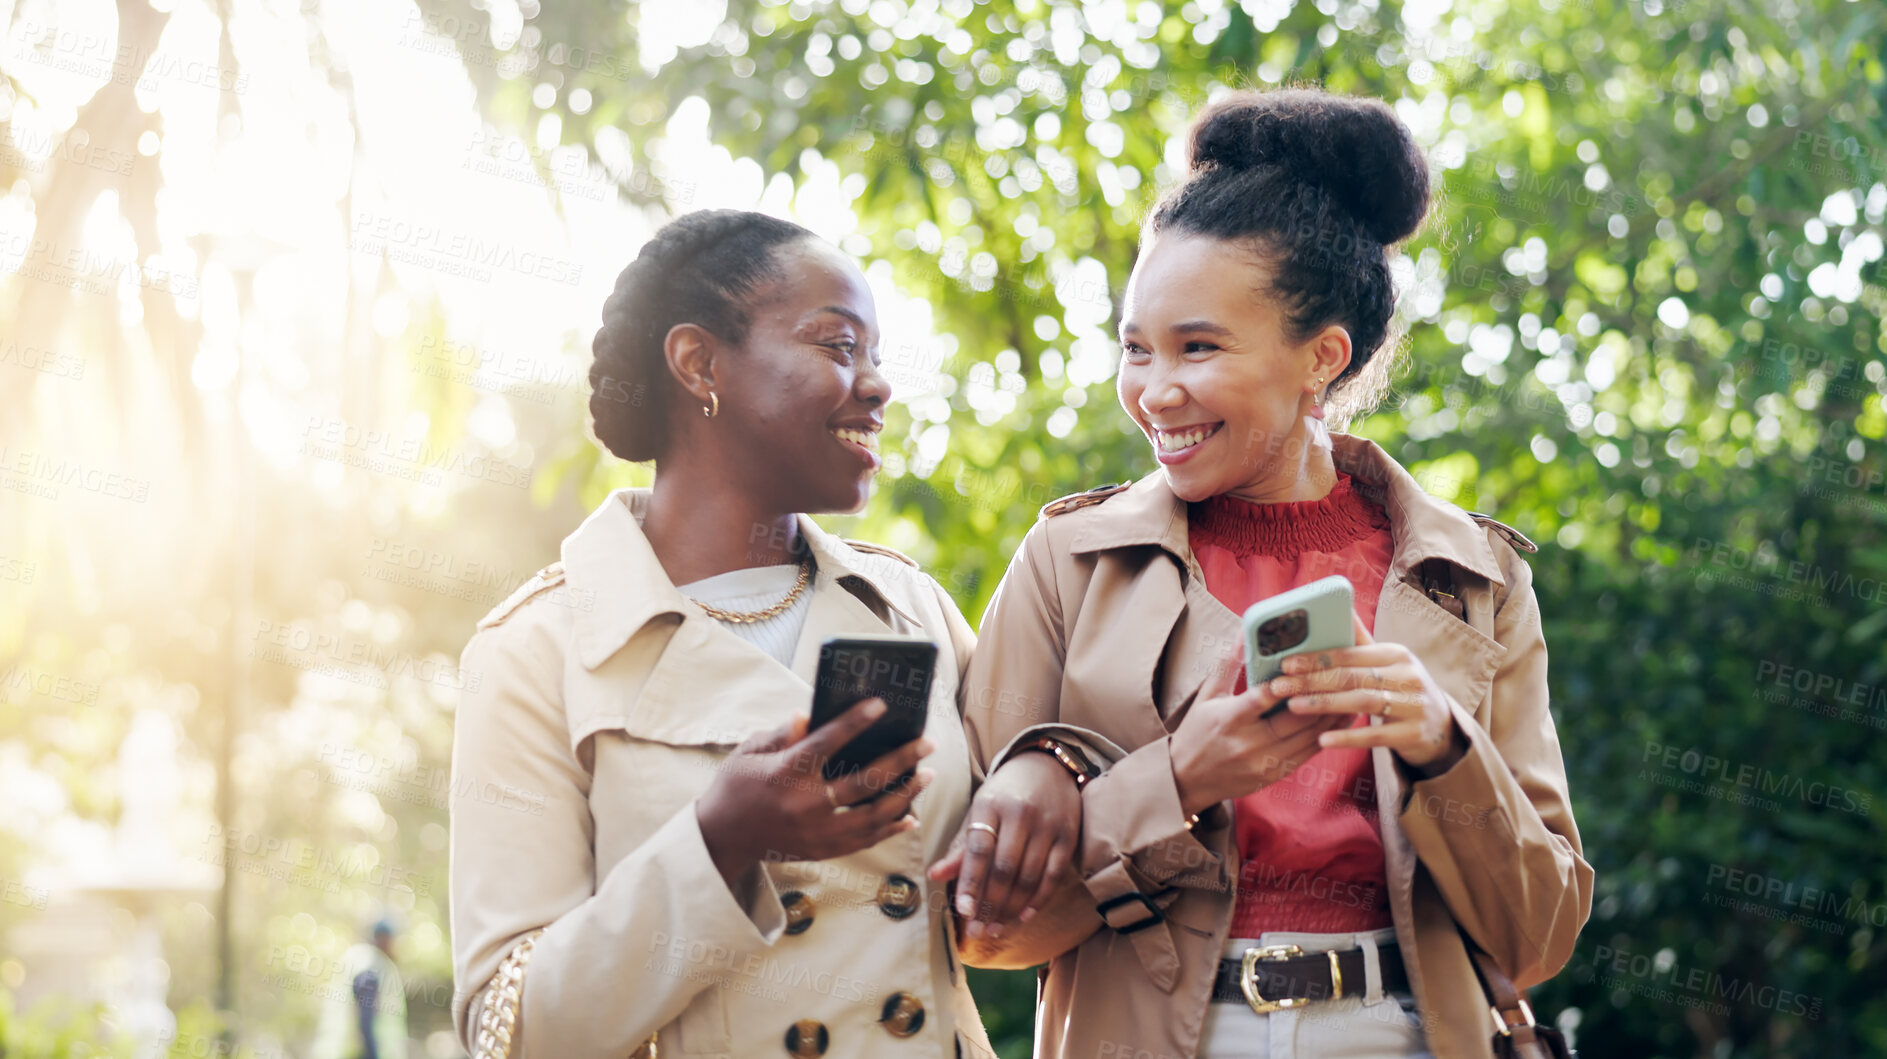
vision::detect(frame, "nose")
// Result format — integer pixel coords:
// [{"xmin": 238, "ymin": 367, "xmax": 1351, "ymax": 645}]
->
[
  {"xmin": 856, "ymin": 355, "xmax": 892, "ymax": 407},
  {"xmin": 1136, "ymin": 360, "xmax": 1186, "ymax": 420}
]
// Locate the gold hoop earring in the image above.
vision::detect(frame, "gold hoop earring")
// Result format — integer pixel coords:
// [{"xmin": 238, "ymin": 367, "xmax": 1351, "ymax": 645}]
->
[{"xmin": 702, "ymin": 391, "xmax": 719, "ymax": 418}]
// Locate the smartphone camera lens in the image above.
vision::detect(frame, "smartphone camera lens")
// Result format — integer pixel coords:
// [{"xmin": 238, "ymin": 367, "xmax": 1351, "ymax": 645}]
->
[{"xmin": 1258, "ymin": 610, "xmax": 1309, "ymax": 655}]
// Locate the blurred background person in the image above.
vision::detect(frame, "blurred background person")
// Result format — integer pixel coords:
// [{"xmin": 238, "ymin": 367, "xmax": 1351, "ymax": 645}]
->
[{"xmin": 313, "ymin": 919, "xmax": 407, "ymax": 1059}]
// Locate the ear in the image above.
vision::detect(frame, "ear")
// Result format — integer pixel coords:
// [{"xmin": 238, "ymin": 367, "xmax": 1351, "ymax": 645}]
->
[
  {"xmin": 663, "ymin": 323, "xmax": 719, "ymax": 406},
  {"xmin": 1305, "ymin": 324, "xmax": 1353, "ymax": 391}
]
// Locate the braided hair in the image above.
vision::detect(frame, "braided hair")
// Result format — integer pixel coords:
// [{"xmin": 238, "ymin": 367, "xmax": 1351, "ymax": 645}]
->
[
  {"xmin": 1148, "ymin": 89, "xmax": 1431, "ymax": 425},
  {"xmin": 588, "ymin": 210, "xmax": 815, "ymax": 461}
]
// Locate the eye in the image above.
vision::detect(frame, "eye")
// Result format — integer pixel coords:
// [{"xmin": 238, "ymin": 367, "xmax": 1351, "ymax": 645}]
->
[
  {"xmin": 820, "ymin": 339, "xmax": 858, "ymax": 360},
  {"xmin": 1183, "ymin": 341, "xmax": 1221, "ymax": 354},
  {"xmin": 1120, "ymin": 341, "xmax": 1150, "ymax": 360}
]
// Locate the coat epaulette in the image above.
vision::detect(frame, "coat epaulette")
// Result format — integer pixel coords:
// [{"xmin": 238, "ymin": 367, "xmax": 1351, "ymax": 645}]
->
[
  {"xmin": 843, "ymin": 539, "xmax": 919, "ymax": 568},
  {"xmin": 477, "ymin": 561, "xmax": 567, "ymax": 631},
  {"xmin": 1468, "ymin": 512, "xmax": 1538, "ymax": 554},
  {"xmin": 1042, "ymin": 482, "xmax": 1131, "ymax": 518}
]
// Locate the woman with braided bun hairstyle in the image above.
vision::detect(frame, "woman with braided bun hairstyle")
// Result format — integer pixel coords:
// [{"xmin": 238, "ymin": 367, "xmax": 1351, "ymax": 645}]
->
[
  {"xmin": 449, "ymin": 210, "xmax": 1059, "ymax": 1059},
  {"xmin": 953, "ymin": 90, "xmax": 1591, "ymax": 1058}
]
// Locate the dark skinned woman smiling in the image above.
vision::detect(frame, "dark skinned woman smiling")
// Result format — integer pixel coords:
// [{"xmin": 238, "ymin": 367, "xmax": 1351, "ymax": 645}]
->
[{"xmin": 447, "ymin": 211, "xmax": 1069, "ymax": 1059}]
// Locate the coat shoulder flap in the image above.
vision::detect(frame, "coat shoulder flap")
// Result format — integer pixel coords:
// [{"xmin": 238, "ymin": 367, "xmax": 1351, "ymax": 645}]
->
[
  {"xmin": 476, "ymin": 561, "xmax": 567, "ymax": 631},
  {"xmin": 1467, "ymin": 511, "xmax": 1538, "ymax": 555},
  {"xmin": 842, "ymin": 538, "xmax": 920, "ymax": 568},
  {"xmin": 1041, "ymin": 482, "xmax": 1130, "ymax": 518}
]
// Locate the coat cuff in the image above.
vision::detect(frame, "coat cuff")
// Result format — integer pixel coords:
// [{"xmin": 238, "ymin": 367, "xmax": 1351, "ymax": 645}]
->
[
  {"xmin": 1082, "ymin": 735, "xmax": 1224, "ymax": 888},
  {"xmin": 532, "ymin": 803, "xmax": 785, "ymax": 1022},
  {"xmin": 1395, "ymin": 699, "xmax": 1511, "ymax": 856},
  {"xmin": 686, "ymin": 801, "xmax": 790, "ymax": 942}
]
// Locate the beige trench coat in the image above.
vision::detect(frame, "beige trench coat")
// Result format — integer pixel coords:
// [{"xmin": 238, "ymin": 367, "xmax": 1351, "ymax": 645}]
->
[
  {"xmin": 450, "ymin": 489, "xmax": 994, "ymax": 1059},
  {"xmin": 961, "ymin": 433, "xmax": 1593, "ymax": 1059}
]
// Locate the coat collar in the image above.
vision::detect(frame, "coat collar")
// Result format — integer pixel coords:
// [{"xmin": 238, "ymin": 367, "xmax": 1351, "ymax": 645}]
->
[
  {"xmin": 560, "ymin": 489, "xmax": 920, "ymax": 670},
  {"xmin": 1064, "ymin": 433, "xmax": 1507, "ymax": 588}
]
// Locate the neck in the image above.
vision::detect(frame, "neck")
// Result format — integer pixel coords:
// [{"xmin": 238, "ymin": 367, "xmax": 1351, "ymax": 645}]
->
[
  {"xmin": 642, "ymin": 460, "xmax": 802, "ymax": 587},
  {"xmin": 1222, "ymin": 419, "xmax": 1339, "ymax": 504}
]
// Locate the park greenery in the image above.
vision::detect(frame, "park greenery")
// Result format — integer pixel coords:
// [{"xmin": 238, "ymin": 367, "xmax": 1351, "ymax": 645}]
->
[{"xmin": 2, "ymin": 0, "xmax": 1884, "ymax": 1057}]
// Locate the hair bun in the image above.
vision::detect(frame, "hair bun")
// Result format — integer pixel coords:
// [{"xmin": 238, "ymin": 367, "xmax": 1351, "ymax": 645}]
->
[{"xmin": 1186, "ymin": 88, "xmax": 1431, "ymax": 244}]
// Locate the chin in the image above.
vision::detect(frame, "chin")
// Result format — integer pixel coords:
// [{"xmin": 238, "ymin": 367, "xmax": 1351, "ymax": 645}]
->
[
  {"xmin": 1159, "ymin": 464, "xmax": 1227, "ymax": 504},
  {"xmin": 809, "ymin": 477, "xmax": 873, "ymax": 516}
]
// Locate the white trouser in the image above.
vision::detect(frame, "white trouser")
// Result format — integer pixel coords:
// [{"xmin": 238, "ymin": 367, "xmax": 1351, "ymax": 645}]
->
[{"xmin": 1198, "ymin": 928, "xmax": 1432, "ymax": 1059}]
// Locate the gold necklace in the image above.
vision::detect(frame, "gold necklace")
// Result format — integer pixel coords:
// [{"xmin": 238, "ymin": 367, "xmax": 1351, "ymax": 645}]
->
[{"xmin": 685, "ymin": 556, "xmax": 815, "ymax": 624}]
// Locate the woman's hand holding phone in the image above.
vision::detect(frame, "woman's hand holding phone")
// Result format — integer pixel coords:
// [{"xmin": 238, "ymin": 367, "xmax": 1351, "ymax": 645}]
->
[
  {"xmin": 1169, "ymin": 651, "xmax": 1351, "ymax": 817},
  {"xmin": 1271, "ymin": 613, "xmax": 1467, "ymax": 774},
  {"xmin": 696, "ymin": 697, "xmax": 935, "ymax": 889}
]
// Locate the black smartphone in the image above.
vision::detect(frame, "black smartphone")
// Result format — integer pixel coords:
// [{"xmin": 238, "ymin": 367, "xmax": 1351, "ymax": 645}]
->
[{"xmin": 809, "ymin": 635, "xmax": 937, "ymax": 782}]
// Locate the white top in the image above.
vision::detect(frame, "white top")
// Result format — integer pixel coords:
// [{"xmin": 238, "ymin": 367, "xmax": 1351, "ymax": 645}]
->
[{"xmin": 675, "ymin": 562, "xmax": 813, "ymax": 667}]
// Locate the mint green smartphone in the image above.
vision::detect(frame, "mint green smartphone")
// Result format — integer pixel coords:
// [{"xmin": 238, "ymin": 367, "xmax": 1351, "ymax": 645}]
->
[{"xmin": 1242, "ymin": 575, "xmax": 1354, "ymax": 717}]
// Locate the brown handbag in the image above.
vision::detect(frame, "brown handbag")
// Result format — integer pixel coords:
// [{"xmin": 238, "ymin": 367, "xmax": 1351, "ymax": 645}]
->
[{"xmin": 1460, "ymin": 930, "xmax": 1573, "ymax": 1059}]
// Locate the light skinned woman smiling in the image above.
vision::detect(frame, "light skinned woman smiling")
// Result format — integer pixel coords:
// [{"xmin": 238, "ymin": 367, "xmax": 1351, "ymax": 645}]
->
[{"xmin": 952, "ymin": 90, "xmax": 1593, "ymax": 1059}]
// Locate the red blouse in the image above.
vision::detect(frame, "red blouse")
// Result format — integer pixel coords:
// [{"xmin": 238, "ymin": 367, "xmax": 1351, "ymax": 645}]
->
[{"xmin": 1188, "ymin": 471, "xmax": 1397, "ymax": 937}]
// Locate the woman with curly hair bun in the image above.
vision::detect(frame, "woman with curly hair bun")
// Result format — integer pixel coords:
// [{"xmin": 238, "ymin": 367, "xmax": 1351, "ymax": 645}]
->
[{"xmin": 952, "ymin": 90, "xmax": 1593, "ymax": 1059}]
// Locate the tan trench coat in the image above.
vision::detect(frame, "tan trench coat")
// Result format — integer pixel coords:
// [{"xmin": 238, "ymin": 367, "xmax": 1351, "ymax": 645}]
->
[
  {"xmin": 961, "ymin": 433, "xmax": 1593, "ymax": 1059},
  {"xmin": 450, "ymin": 489, "xmax": 995, "ymax": 1059}
]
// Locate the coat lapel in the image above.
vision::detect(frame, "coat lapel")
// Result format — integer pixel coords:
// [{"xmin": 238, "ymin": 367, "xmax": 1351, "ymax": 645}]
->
[{"xmin": 559, "ymin": 492, "xmax": 914, "ymax": 749}]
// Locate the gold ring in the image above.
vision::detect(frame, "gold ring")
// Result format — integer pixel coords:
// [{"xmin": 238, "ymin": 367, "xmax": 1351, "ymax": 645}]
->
[
  {"xmin": 824, "ymin": 784, "xmax": 842, "ymax": 810},
  {"xmin": 967, "ymin": 821, "xmax": 999, "ymax": 838}
]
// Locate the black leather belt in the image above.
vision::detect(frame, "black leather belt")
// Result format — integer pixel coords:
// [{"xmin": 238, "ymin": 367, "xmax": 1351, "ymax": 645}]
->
[{"xmin": 1210, "ymin": 942, "xmax": 1408, "ymax": 1012}]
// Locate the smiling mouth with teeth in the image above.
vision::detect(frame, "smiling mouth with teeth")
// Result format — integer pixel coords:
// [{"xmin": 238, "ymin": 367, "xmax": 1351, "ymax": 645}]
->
[
  {"xmin": 832, "ymin": 427, "xmax": 881, "ymax": 453},
  {"xmin": 1154, "ymin": 423, "xmax": 1223, "ymax": 452}
]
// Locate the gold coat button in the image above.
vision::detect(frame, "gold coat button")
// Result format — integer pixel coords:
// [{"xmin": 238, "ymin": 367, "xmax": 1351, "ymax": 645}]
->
[
  {"xmin": 784, "ymin": 1018, "xmax": 829, "ymax": 1057},
  {"xmin": 781, "ymin": 891, "xmax": 815, "ymax": 936},
  {"xmin": 880, "ymin": 992, "xmax": 925, "ymax": 1038},
  {"xmin": 876, "ymin": 874, "xmax": 922, "ymax": 919}
]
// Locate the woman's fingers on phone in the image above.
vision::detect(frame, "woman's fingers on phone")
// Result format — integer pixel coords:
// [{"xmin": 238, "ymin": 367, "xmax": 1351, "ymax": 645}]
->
[
  {"xmin": 1288, "ymin": 686, "xmax": 1419, "ymax": 717},
  {"xmin": 1273, "ymin": 659, "xmax": 1412, "ymax": 701},
  {"xmin": 865, "ymin": 768, "xmax": 931, "ymax": 823},
  {"xmin": 874, "ymin": 814, "xmax": 921, "ymax": 846},
  {"xmin": 1203, "ymin": 650, "xmax": 1243, "ymax": 700},
  {"xmin": 796, "ymin": 697, "xmax": 888, "ymax": 772},
  {"xmin": 1264, "ymin": 707, "xmax": 1336, "ymax": 740},
  {"xmin": 739, "ymin": 713, "xmax": 808, "ymax": 755},
  {"xmin": 835, "ymin": 736, "xmax": 934, "ymax": 803},
  {"xmin": 1279, "ymin": 644, "xmax": 1402, "ymax": 679},
  {"xmin": 1316, "ymin": 719, "xmax": 1422, "ymax": 751}
]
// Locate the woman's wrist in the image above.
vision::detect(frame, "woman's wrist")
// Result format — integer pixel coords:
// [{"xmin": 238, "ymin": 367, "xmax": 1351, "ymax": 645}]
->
[
  {"xmin": 1400, "ymin": 721, "xmax": 1469, "ymax": 777},
  {"xmin": 695, "ymin": 794, "xmax": 758, "ymax": 888},
  {"xmin": 1169, "ymin": 736, "xmax": 1218, "ymax": 818}
]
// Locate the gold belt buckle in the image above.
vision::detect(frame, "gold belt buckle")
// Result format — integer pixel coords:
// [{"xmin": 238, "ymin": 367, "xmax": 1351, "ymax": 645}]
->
[{"xmin": 1239, "ymin": 944, "xmax": 1346, "ymax": 1015}]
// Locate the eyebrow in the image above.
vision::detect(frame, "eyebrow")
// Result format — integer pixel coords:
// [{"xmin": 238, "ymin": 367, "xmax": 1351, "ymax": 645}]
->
[
  {"xmin": 811, "ymin": 306, "xmax": 872, "ymax": 331},
  {"xmin": 1119, "ymin": 318, "xmax": 1235, "ymax": 338}
]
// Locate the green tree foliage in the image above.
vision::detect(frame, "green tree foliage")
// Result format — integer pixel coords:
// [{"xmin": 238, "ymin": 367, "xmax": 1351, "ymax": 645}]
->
[
  {"xmin": 421, "ymin": 0, "xmax": 1887, "ymax": 1054},
  {"xmin": 0, "ymin": 0, "xmax": 1877, "ymax": 1055}
]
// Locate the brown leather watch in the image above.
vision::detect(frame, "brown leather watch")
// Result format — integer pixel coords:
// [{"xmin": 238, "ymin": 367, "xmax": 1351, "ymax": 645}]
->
[{"xmin": 1010, "ymin": 733, "xmax": 1103, "ymax": 789}]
